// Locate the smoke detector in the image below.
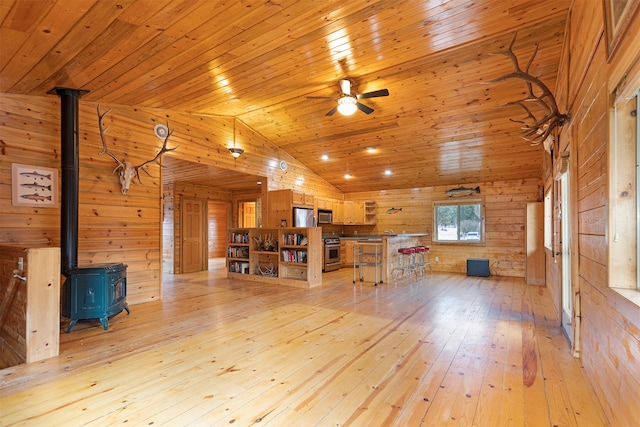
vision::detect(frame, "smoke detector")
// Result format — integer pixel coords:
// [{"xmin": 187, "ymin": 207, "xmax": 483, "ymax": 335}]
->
[{"xmin": 154, "ymin": 124, "xmax": 169, "ymax": 139}]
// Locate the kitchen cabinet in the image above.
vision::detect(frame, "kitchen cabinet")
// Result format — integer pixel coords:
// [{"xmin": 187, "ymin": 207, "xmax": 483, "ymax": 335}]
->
[
  {"xmin": 265, "ymin": 189, "xmax": 314, "ymax": 228},
  {"xmin": 343, "ymin": 200, "xmax": 365, "ymax": 224},
  {"xmin": 316, "ymin": 197, "xmax": 332, "ymax": 211},
  {"xmin": 332, "ymin": 200, "xmax": 344, "ymax": 224},
  {"xmin": 292, "ymin": 190, "xmax": 314, "ymax": 207},
  {"xmin": 343, "ymin": 240, "xmax": 355, "ymax": 267},
  {"xmin": 343, "ymin": 201, "xmax": 355, "ymax": 224}
]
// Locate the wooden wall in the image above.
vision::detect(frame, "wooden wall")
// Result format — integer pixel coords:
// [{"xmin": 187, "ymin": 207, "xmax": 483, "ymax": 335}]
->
[
  {"xmin": 345, "ymin": 177, "xmax": 543, "ymax": 277},
  {"xmin": 553, "ymin": 1, "xmax": 640, "ymax": 425},
  {"xmin": 0, "ymin": 95, "xmax": 343, "ymax": 302}
]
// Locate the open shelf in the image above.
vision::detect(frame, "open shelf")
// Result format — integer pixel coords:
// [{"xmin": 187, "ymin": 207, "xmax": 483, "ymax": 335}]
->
[{"xmin": 226, "ymin": 227, "xmax": 322, "ymax": 288}]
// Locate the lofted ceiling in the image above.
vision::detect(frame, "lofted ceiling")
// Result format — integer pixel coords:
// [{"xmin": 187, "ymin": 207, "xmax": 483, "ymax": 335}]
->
[{"xmin": 0, "ymin": 0, "xmax": 570, "ymax": 193}]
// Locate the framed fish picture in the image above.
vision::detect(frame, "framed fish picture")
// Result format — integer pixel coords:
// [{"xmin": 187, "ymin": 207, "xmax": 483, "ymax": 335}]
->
[{"xmin": 12, "ymin": 163, "xmax": 58, "ymax": 208}]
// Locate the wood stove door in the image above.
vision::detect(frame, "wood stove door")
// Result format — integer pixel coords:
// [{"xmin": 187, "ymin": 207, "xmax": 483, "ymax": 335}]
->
[{"xmin": 182, "ymin": 198, "xmax": 206, "ymax": 273}]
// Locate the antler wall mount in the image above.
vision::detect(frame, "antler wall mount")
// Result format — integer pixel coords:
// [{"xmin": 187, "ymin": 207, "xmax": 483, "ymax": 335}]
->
[
  {"xmin": 489, "ymin": 33, "xmax": 569, "ymax": 149},
  {"xmin": 97, "ymin": 104, "xmax": 177, "ymax": 194}
]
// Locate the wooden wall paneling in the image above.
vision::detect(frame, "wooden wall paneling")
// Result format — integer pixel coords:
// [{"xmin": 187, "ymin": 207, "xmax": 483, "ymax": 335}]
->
[
  {"xmin": 566, "ymin": 3, "xmax": 640, "ymax": 424},
  {"xmin": 567, "ymin": 0, "xmax": 604, "ymax": 107},
  {"xmin": 345, "ymin": 178, "xmax": 541, "ymax": 277}
]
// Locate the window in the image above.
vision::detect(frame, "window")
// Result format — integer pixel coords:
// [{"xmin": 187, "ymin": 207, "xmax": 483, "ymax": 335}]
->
[
  {"xmin": 433, "ymin": 198, "xmax": 483, "ymax": 243},
  {"xmin": 609, "ymin": 81, "xmax": 639, "ymax": 292},
  {"xmin": 544, "ymin": 187, "xmax": 553, "ymax": 250}
]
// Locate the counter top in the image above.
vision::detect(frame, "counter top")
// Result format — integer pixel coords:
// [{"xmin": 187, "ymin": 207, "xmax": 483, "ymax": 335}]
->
[{"xmin": 340, "ymin": 233, "xmax": 429, "ymax": 240}]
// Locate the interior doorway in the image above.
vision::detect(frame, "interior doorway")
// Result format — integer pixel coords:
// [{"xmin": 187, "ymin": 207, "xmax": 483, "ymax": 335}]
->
[
  {"xmin": 560, "ymin": 167, "xmax": 572, "ymax": 344},
  {"xmin": 239, "ymin": 201, "xmax": 256, "ymax": 228},
  {"xmin": 208, "ymin": 201, "xmax": 229, "ymax": 258}
]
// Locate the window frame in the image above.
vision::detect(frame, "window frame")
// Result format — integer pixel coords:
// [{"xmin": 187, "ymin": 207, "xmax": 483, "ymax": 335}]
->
[
  {"xmin": 432, "ymin": 197, "xmax": 485, "ymax": 244},
  {"xmin": 609, "ymin": 77, "xmax": 639, "ymax": 295}
]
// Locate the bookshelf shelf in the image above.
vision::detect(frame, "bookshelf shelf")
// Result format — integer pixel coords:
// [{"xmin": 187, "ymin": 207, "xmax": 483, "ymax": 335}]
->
[{"xmin": 226, "ymin": 227, "xmax": 322, "ymax": 288}]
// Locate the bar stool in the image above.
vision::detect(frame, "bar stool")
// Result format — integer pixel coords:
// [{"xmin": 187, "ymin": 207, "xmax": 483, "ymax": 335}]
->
[
  {"xmin": 392, "ymin": 247, "xmax": 416, "ymax": 281},
  {"xmin": 414, "ymin": 246, "xmax": 432, "ymax": 276}
]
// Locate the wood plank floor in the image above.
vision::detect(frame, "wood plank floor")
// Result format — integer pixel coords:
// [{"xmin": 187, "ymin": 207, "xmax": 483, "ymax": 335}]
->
[{"xmin": 0, "ymin": 260, "xmax": 609, "ymax": 426}]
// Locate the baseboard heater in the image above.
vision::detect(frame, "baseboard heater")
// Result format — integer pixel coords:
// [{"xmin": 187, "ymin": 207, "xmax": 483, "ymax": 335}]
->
[{"xmin": 467, "ymin": 258, "xmax": 490, "ymax": 277}]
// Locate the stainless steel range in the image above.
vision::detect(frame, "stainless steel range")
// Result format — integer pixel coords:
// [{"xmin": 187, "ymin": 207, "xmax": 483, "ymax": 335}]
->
[{"xmin": 323, "ymin": 237, "xmax": 341, "ymax": 272}]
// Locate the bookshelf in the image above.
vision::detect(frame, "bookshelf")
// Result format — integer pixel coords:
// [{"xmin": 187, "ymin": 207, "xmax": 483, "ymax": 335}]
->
[
  {"xmin": 227, "ymin": 230, "xmax": 251, "ymax": 275},
  {"xmin": 226, "ymin": 227, "xmax": 322, "ymax": 288}
]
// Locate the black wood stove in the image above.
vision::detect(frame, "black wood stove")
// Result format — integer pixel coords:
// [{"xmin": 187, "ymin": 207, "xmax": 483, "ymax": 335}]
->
[
  {"xmin": 62, "ymin": 263, "xmax": 129, "ymax": 332},
  {"xmin": 51, "ymin": 87, "xmax": 130, "ymax": 333}
]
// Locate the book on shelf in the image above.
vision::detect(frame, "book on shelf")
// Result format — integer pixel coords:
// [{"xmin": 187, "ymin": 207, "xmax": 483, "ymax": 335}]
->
[
  {"xmin": 283, "ymin": 233, "xmax": 308, "ymax": 246},
  {"xmin": 228, "ymin": 261, "xmax": 250, "ymax": 274},
  {"xmin": 227, "ymin": 246, "xmax": 249, "ymax": 258},
  {"xmin": 281, "ymin": 249, "xmax": 307, "ymax": 264},
  {"xmin": 230, "ymin": 232, "xmax": 249, "ymax": 243}
]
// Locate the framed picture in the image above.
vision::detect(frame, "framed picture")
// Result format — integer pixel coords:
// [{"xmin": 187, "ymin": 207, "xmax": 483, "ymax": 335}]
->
[
  {"xmin": 603, "ymin": 0, "xmax": 640, "ymax": 59},
  {"xmin": 11, "ymin": 163, "xmax": 58, "ymax": 208}
]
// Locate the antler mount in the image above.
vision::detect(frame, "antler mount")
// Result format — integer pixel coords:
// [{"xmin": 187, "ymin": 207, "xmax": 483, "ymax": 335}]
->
[
  {"xmin": 490, "ymin": 33, "xmax": 569, "ymax": 148},
  {"xmin": 97, "ymin": 104, "xmax": 176, "ymax": 194}
]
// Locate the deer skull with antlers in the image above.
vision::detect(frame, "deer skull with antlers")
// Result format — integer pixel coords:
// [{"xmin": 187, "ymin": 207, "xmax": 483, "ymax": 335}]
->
[
  {"xmin": 489, "ymin": 33, "xmax": 569, "ymax": 148},
  {"xmin": 97, "ymin": 104, "xmax": 176, "ymax": 194}
]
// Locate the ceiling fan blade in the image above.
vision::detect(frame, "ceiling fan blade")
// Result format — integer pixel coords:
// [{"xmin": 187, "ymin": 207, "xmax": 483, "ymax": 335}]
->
[
  {"xmin": 356, "ymin": 102, "xmax": 374, "ymax": 114},
  {"xmin": 339, "ymin": 79, "xmax": 351, "ymax": 95},
  {"xmin": 357, "ymin": 88, "xmax": 389, "ymax": 99},
  {"xmin": 326, "ymin": 106, "xmax": 339, "ymax": 116}
]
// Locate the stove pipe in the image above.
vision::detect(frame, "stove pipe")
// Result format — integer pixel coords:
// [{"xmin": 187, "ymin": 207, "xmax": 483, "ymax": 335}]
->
[{"xmin": 49, "ymin": 87, "xmax": 89, "ymax": 277}]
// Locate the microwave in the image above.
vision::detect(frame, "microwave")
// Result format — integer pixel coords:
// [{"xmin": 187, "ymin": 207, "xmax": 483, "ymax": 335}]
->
[{"xmin": 317, "ymin": 209, "xmax": 333, "ymax": 224}]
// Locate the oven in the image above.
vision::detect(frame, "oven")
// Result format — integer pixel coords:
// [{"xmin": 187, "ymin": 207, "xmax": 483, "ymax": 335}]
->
[{"xmin": 323, "ymin": 237, "xmax": 341, "ymax": 272}]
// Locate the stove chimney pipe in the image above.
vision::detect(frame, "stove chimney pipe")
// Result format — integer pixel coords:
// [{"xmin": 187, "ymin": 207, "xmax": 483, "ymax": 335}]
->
[{"xmin": 48, "ymin": 87, "xmax": 89, "ymax": 277}]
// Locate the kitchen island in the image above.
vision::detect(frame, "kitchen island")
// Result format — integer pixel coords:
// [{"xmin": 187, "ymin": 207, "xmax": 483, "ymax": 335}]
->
[{"xmin": 342, "ymin": 233, "xmax": 430, "ymax": 283}]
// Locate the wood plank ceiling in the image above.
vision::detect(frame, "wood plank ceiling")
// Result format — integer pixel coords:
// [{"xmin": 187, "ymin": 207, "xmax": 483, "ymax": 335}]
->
[{"xmin": 0, "ymin": 0, "xmax": 570, "ymax": 193}]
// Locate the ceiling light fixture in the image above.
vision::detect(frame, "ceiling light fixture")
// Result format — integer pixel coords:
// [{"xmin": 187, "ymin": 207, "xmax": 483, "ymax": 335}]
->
[
  {"xmin": 229, "ymin": 147, "xmax": 244, "ymax": 158},
  {"xmin": 228, "ymin": 118, "xmax": 244, "ymax": 158},
  {"xmin": 366, "ymin": 146, "xmax": 376, "ymax": 153},
  {"xmin": 337, "ymin": 96, "xmax": 357, "ymax": 116}
]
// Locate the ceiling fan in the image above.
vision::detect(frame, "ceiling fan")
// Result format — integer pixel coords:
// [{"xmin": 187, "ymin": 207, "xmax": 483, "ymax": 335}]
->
[{"xmin": 308, "ymin": 79, "xmax": 389, "ymax": 116}]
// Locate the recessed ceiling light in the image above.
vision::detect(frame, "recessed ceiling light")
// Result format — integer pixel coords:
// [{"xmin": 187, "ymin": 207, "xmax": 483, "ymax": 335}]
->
[
  {"xmin": 366, "ymin": 147, "xmax": 376, "ymax": 153},
  {"xmin": 384, "ymin": 170, "xmax": 392, "ymax": 176},
  {"xmin": 345, "ymin": 173, "xmax": 352, "ymax": 179},
  {"xmin": 321, "ymin": 154, "xmax": 329, "ymax": 160}
]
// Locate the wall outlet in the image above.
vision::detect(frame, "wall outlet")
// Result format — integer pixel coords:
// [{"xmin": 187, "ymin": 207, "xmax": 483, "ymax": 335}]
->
[
  {"xmin": 493, "ymin": 260, "xmax": 499, "ymax": 265},
  {"xmin": 435, "ymin": 256, "xmax": 439, "ymax": 262}
]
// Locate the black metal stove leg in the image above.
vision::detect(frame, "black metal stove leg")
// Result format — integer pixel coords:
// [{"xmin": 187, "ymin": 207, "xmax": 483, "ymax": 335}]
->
[{"xmin": 66, "ymin": 320, "xmax": 78, "ymax": 333}]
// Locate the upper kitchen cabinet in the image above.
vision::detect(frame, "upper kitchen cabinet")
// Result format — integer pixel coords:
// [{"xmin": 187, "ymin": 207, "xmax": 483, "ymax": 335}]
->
[{"xmin": 265, "ymin": 189, "xmax": 315, "ymax": 228}]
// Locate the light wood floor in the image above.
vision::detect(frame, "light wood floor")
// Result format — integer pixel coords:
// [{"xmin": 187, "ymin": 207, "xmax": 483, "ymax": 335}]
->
[{"xmin": 0, "ymin": 260, "xmax": 609, "ymax": 426}]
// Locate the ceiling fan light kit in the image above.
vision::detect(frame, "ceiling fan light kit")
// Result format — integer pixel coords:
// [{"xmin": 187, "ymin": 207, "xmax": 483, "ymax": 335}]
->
[{"xmin": 337, "ymin": 96, "xmax": 358, "ymax": 115}]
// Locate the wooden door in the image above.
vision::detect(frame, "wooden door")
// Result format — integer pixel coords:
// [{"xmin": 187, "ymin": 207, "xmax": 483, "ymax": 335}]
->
[
  {"xmin": 241, "ymin": 202, "xmax": 256, "ymax": 227},
  {"xmin": 182, "ymin": 198, "xmax": 205, "ymax": 273},
  {"xmin": 525, "ymin": 202, "xmax": 545, "ymax": 285}
]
